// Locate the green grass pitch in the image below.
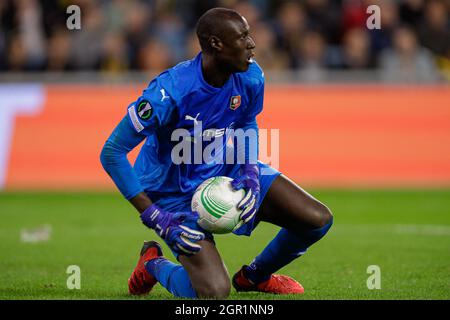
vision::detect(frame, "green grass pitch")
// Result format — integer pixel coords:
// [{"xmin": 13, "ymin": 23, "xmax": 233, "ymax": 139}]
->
[{"xmin": 0, "ymin": 190, "xmax": 449, "ymax": 300}]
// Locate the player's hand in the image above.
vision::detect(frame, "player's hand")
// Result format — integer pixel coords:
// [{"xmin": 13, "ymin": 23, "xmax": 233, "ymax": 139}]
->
[
  {"xmin": 140, "ymin": 204, "xmax": 205, "ymax": 256},
  {"xmin": 231, "ymin": 164, "xmax": 260, "ymax": 224}
]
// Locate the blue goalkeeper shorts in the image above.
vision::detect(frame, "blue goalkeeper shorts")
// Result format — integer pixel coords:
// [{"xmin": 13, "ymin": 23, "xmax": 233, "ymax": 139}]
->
[{"xmin": 145, "ymin": 162, "xmax": 281, "ymax": 258}]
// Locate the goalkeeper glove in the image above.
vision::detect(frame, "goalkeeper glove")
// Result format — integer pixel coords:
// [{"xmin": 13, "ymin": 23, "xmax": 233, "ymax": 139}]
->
[
  {"xmin": 140, "ymin": 204, "xmax": 205, "ymax": 256},
  {"xmin": 231, "ymin": 164, "xmax": 260, "ymax": 224}
]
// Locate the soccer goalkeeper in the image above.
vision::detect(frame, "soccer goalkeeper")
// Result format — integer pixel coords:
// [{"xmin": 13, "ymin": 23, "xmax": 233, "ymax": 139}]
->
[{"xmin": 100, "ymin": 7, "xmax": 333, "ymax": 299}]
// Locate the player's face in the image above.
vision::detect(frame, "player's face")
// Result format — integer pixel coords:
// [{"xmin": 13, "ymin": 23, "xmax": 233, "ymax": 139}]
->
[{"xmin": 218, "ymin": 17, "xmax": 256, "ymax": 72}]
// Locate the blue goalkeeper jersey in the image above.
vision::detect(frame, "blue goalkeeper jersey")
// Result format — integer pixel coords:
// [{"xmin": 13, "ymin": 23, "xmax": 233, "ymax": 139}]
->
[{"xmin": 121, "ymin": 52, "xmax": 264, "ymax": 198}]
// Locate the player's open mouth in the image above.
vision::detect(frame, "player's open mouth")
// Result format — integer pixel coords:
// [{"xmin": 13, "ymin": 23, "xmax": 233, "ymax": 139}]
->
[{"xmin": 246, "ymin": 53, "xmax": 255, "ymax": 63}]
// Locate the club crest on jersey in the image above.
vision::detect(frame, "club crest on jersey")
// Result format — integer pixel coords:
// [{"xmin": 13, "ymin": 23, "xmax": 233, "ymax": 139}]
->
[
  {"xmin": 229, "ymin": 95, "xmax": 241, "ymax": 110},
  {"xmin": 137, "ymin": 100, "xmax": 152, "ymax": 120}
]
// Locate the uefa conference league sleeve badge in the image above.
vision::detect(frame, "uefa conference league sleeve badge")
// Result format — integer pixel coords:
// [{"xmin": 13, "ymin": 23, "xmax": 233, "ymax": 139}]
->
[{"xmin": 137, "ymin": 100, "xmax": 152, "ymax": 120}]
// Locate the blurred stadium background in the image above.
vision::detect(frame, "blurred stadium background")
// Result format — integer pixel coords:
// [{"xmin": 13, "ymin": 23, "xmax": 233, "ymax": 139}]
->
[
  {"xmin": 0, "ymin": 0, "xmax": 449, "ymax": 299},
  {"xmin": 0, "ymin": 0, "xmax": 449, "ymax": 189},
  {"xmin": 1, "ymin": 0, "xmax": 449, "ymax": 81}
]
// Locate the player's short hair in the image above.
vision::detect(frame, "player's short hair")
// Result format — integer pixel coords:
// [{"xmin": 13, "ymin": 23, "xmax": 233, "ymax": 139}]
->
[{"xmin": 196, "ymin": 8, "xmax": 243, "ymax": 53}]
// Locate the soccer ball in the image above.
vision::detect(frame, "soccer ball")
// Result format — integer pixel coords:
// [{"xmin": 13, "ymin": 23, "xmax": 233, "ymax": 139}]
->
[{"xmin": 191, "ymin": 176, "xmax": 245, "ymax": 234}]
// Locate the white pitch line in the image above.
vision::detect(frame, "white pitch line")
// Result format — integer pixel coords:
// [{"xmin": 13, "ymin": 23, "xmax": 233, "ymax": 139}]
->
[
  {"xmin": 393, "ymin": 224, "xmax": 450, "ymax": 236},
  {"xmin": 331, "ymin": 224, "xmax": 450, "ymax": 237}
]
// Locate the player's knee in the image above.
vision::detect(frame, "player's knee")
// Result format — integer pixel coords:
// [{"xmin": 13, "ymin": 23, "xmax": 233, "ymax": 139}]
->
[
  {"xmin": 195, "ymin": 276, "xmax": 231, "ymax": 299},
  {"xmin": 307, "ymin": 202, "xmax": 333, "ymax": 230},
  {"xmin": 317, "ymin": 203, "xmax": 333, "ymax": 228}
]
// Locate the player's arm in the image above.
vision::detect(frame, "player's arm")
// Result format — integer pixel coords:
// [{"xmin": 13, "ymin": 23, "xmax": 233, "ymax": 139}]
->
[
  {"xmin": 236, "ymin": 74, "xmax": 265, "ymax": 164},
  {"xmin": 129, "ymin": 192, "xmax": 152, "ymax": 213},
  {"xmin": 100, "ymin": 115, "xmax": 204, "ymax": 255},
  {"xmin": 98, "ymin": 117, "xmax": 151, "ymax": 213},
  {"xmin": 231, "ymin": 79, "xmax": 264, "ymax": 225},
  {"xmin": 100, "ymin": 116, "xmax": 147, "ymax": 204},
  {"xmin": 100, "ymin": 76, "xmax": 205, "ymax": 255}
]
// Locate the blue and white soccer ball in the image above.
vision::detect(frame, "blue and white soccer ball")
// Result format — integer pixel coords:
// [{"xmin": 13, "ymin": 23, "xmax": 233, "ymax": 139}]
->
[{"xmin": 191, "ymin": 176, "xmax": 245, "ymax": 234}]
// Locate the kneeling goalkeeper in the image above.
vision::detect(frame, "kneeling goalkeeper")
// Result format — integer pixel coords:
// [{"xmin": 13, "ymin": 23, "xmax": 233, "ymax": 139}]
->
[{"xmin": 100, "ymin": 8, "xmax": 333, "ymax": 299}]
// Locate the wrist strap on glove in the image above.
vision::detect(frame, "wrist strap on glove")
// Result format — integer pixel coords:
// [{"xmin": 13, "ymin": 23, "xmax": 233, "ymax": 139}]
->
[{"xmin": 140, "ymin": 204, "xmax": 163, "ymax": 230}]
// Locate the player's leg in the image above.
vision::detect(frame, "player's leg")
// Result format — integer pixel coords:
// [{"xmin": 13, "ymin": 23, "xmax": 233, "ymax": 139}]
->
[
  {"xmin": 235, "ymin": 173, "xmax": 333, "ymax": 290},
  {"xmin": 131, "ymin": 238, "xmax": 230, "ymax": 299},
  {"xmin": 130, "ymin": 193, "xmax": 230, "ymax": 299},
  {"xmin": 149, "ymin": 239, "xmax": 230, "ymax": 299},
  {"xmin": 128, "ymin": 240, "xmax": 199, "ymax": 298},
  {"xmin": 179, "ymin": 240, "xmax": 231, "ymax": 299},
  {"xmin": 258, "ymin": 174, "xmax": 333, "ymax": 231}
]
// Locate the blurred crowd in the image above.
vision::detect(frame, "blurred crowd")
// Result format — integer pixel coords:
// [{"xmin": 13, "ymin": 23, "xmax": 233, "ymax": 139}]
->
[{"xmin": 0, "ymin": 0, "xmax": 449, "ymax": 82}]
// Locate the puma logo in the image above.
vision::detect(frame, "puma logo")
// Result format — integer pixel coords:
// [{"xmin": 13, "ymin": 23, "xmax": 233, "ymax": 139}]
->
[
  {"xmin": 185, "ymin": 113, "xmax": 200, "ymax": 125},
  {"xmin": 160, "ymin": 89, "xmax": 170, "ymax": 102}
]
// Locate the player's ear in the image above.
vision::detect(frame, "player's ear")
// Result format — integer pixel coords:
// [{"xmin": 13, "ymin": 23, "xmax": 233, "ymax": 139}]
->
[{"xmin": 209, "ymin": 36, "xmax": 223, "ymax": 52}]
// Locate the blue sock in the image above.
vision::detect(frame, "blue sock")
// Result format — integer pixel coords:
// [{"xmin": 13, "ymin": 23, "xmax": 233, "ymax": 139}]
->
[
  {"xmin": 245, "ymin": 218, "xmax": 333, "ymax": 284},
  {"xmin": 145, "ymin": 258, "xmax": 197, "ymax": 298}
]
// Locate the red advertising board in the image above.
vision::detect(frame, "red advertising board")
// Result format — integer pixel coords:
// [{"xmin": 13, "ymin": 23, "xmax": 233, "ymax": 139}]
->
[{"xmin": 2, "ymin": 84, "xmax": 449, "ymax": 189}]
